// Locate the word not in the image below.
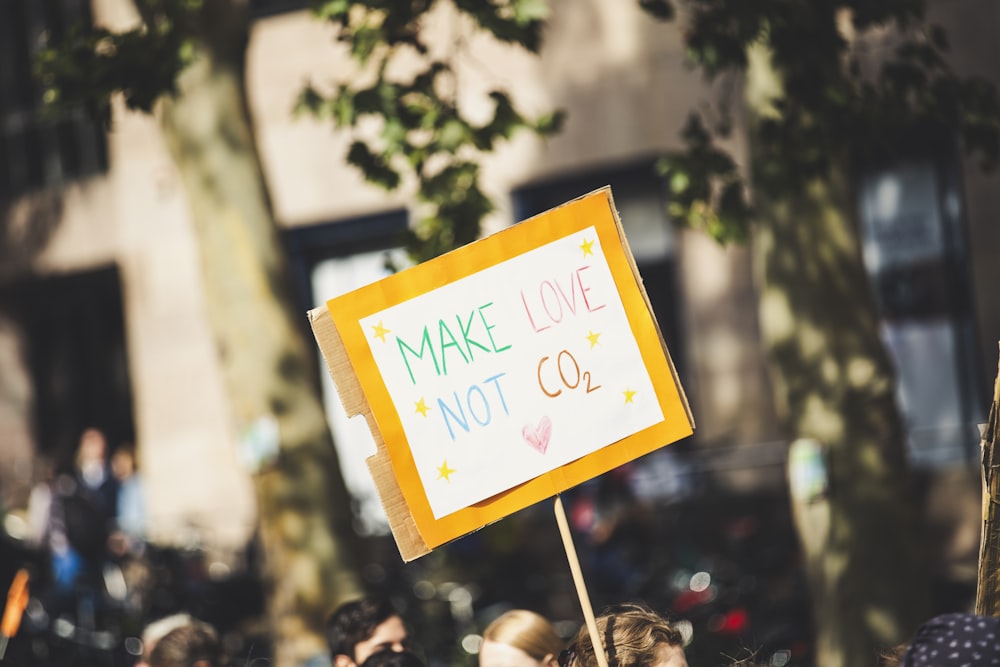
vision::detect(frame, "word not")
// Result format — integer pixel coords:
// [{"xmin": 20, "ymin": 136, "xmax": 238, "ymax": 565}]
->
[
  {"xmin": 438, "ymin": 373, "xmax": 510, "ymax": 441},
  {"xmin": 397, "ymin": 303, "xmax": 511, "ymax": 384},
  {"xmin": 521, "ymin": 266, "xmax": 607, "ymax": 333},
  {"xmin": 537, "ymin": 349, "xmax": 601, "ymax": 397}
]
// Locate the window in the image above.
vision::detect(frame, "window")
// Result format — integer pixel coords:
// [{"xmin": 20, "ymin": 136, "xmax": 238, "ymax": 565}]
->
[
  {"xmin": 0, "ymin": 0, "xmax": 107, "ymax": 200},
  {"xmin": 284, "ymin": 211, "xmax": 409, "ymax": 535},
  {"xmin": 0, "ymin": 265, "xmax": 135, "ymax": 464},
  {"xmin": 857, "ymin": 155, "xmax": 984, "ymax": 466}
]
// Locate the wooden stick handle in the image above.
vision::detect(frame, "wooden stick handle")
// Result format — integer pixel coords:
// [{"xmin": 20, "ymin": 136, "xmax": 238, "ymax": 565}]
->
[{"xmin": 554, "ymin": 494, "xmax": 609, "ymax": 667}]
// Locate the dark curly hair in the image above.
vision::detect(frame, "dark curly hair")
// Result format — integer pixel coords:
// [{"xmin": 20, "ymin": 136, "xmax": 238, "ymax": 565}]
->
[{"xmin": 325, "ymin": 597, "xmax": 400, "ymax": 660}]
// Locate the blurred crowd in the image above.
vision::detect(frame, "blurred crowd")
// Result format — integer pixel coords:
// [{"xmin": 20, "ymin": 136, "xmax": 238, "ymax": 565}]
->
[
  {"xmin": 126, "ymin": 593, "xmax": 998, "ymax": 667},
  {"xmin": 0, "ymin": 426, "xmax": 263, "ymax": 665},
  {"xmin": 24, "ymin": 428, "xmax": 148, "ymax": 621},
  {"xmin": 0, "ymin": 428, "xmax": 993, "ymax": 666}
]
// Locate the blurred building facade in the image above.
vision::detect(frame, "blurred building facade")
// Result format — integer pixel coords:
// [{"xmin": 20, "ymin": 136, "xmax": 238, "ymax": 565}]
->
[{"xmin": 0, "ymin": 0, "xmax": 996, "ymax": 581}]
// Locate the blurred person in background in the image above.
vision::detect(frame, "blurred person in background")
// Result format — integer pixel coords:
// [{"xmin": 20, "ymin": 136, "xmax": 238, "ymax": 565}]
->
[
  {"xmin": 110, "ymin": 442, "xmax": 147, "ymax": 556},
  {"xmin": 24, "ymin": 457, "xmax": 63, "ymax": 584},
  {"xmin": 479, "ymin": 609, "xmax": 564, "ymax": 667},
  {"xmin": 147, "ymin": 617, "xmax": 223, "ymax": 667},
  {"xmin": 137, "ymin": 612, "xmax": 194, "ymax": 667},
  {"xmin": 64, "ymin": 428, "xmax": 119, "ymax": 570},
  {"xmin": 62, "ymin": 427, "xmax": 119, "ymax": 622},
  {"xmin": 105, "ymin": 440, "xmax": 154, "ymax": 624},
  {"xmin": 325, "ymin": 597, "xmax": 410, "ymax": 667},
  {"xmin": 25, "ymin": 428, "xmax": 120, "ymax": 619},
  {"xmin": 561, "ymin": 603, "xmax": 687, "ymax": 667}
]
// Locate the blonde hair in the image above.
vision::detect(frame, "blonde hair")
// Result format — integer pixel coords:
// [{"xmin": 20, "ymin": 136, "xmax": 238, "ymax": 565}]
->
[
  {"xmin": 483, "ymin": 609, "xmax": 564, "ymax": 661},
  {"xmin": 567, "ymin": 604, "xmax": 682, "ymax": 667},
  {"xmin": 878, "ymin": 643, "xmax": 907, "ymax": 667}
]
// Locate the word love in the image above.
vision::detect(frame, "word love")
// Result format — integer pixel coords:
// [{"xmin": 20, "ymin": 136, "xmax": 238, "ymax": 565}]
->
[{"xmin": 521, "ymin": 266, "xmax": 606, "ymax": 333}]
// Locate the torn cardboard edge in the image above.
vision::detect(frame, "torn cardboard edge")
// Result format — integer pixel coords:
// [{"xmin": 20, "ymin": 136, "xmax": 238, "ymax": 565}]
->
[{"xmin": 308, "ymin": 306, "xmax": 431, "ymax": 560}]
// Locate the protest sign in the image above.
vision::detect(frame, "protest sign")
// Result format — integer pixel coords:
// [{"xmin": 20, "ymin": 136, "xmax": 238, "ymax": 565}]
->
[{"xmin": 309, "ymin": 187, "xmax": 694, "ymax": 560}]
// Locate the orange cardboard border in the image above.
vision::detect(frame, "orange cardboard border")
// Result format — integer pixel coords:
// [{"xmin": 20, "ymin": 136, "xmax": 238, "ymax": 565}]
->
[{"xmin": 317, "ymin": 187, "xmax": 694, "ymax": 557}]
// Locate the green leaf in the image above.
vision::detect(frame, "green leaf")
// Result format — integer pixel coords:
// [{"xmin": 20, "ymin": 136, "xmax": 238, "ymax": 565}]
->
[
  {"xmin": 438, "ymin": 119, "xmax": 469, "ymax": 151},
  {"xmin": 669, "ymin": 171, "xmax": 689, "ymax": 194},
  {"xmin": 513, "ymin": 0, "xmax": 549, "ymax": 26},
  {"xmin": 350, "ymin": 24, "xmax": 383, "ymax": 63},
  {"xmin": 482, "ymin": 90, "xmax": 522, "ymax": 142},
  {"xmin": 346, "ymin": 141, "xmax": 401, "ymax": 190},
  {"xmin": 679, "ymin": 113, "xmax": 711, "ymax": 146},
  {"xmin": 381, "ymin": 117, "xmax": 407, "ymax": 147},
  {"xmin": 454, "ymin": 0, "xmax": 543, "ymax": 51},
  {"xmin": 302, "ymin": 0, "xmax": 566, "ymax": 263},
  {"xmin": 533, "ymin": 110, "xmax": 565, "ymax": 135},
  {"xmin": 352, "ymin": 87, "xmax": 383, "ymax": 115},
  {"xmin": 638, "ymin": 0, "xmax": 674, "ymax": 21},
  {"xmin": 294, "ymin": 85, "xmax": 324, "ymax": 116},
  {"xmin": 311, "ymin": 0, "xmax": 350, "ymax": 20},
  {"xmin": 333, "ymin": 91, "xmax": 357, "ymax": 126}
]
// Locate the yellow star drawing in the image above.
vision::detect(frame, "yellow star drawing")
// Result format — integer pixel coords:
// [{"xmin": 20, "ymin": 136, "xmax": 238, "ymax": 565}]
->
[
  {"xmin": 580, "ymin": 237, "xmax": 595, "ymax": 257},
  {"xmin": 371, "ymin": 320, "xmax": 391, "ymax": 343},
  {"xmin": 586, "ymin": 330, "xmax": 602, "ymax": 348},
  {"xmin": 623, "ymin": 388, "xmax": 637, "ymax": 404},
  {"xmin": 415, "ymin": 398, "xmax": 430, "ymax": 417},
  {"xmin": 437, "ymin": 460, "xmax": 456, "ymax": 482}
]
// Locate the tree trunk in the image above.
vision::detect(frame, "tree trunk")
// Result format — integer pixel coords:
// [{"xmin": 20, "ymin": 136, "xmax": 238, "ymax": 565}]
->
[
  {"xmin": 156, "ymin": 1, "xmax": 363, "ymax": 664},
  {"xmin": 747, "ymin": 45, "xmax": 930, "ymax": 667}
]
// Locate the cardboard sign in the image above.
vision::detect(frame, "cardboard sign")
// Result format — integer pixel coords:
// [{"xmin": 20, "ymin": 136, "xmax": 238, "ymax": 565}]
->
[{"xmin": 310, "ymin": 187, "xmax": 694, "ymax": 560}]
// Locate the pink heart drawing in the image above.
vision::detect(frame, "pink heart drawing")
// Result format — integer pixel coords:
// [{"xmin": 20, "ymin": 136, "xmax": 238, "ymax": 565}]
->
[{"xmin": 522, "ymin": 416, "xmax": 553, "ymax": 454}]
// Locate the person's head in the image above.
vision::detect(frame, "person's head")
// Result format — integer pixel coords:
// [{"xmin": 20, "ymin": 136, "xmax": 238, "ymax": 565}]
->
[
  {"xmin": 326, "ymin": 597, "xmax": 408, "ymax": 667},
  {"xmin": 878, "ymin": 643, "xmax": 907, "ymax": 667},
  {"xmin": 148, "ymin": 619, "xmax": 222, "ymax": 667},
  {"xmin": 480, "ymin": 609, "xmax": 564, "ymax": 667},
  {"xmin": 76, "ymin": 428, "xmax": 107, "ymax": 464},
  {"xmin": 137, "ymin": 613, "xmax": 194, "ymax": 667},
  {"xmin": 899, "ymin": 613, "xmax": 1000, "ymax": 666},
  {"xmin": 563, "ymin": 603, "xmax": 687, "ymax": 667},
  {"xmin": 111, "ymin": 444, "xmax": 137, "ymax": 481}
]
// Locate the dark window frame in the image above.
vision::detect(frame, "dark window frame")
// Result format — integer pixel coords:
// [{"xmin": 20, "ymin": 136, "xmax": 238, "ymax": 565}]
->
[
  {"xmin": 856, "ymin": 143, "xmax": 985, "ymax": 466},
  {"xmin": 0, "ymin": 0, "xmax": 108, "ymax": 201},
  {"xmin": 0, "ymin": 265, "xmax": 135, "ymax": 468}
]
